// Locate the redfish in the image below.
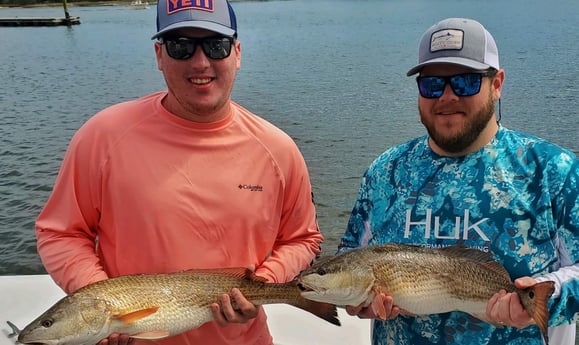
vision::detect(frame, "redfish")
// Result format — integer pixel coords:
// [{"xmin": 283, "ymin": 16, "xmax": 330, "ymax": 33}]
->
[
  {"xmin": 15, "ymin": 268, "xmax": 340, "ymax": 345},
  {"xmin": 298, "ymin": 244, "xmax": 554, "ymax": 343}
]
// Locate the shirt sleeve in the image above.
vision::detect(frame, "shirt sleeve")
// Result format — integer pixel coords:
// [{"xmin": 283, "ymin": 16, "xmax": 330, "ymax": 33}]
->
[
  {"xmin": 35, "ymin": 127, "xmax": 109, "ymax": 293},
  {"xmin": 254, "ymin": 145, "xmax": 323, "ymax": 283},
  {"xmin": 338, "ymin": 167, "xmax": 376, "ymax": 253},
  {"xmin": 540, "ymin": 153, "xmax": 579, "ymax": 325}
]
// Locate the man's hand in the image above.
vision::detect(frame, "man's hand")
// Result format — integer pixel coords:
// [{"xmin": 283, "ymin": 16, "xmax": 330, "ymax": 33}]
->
[
  {"xmin": 210, "ymin": 288, "xmax": 259, "ymax": 326},
  {"xmin": 485, "ymin": 276, "xmax": 536, "ymax": 329},
  {"xmin": 97, "ymin": 333, "xmax": 134, "ymax": 345},
  {"xmin": 345, "ymin": 293, "xmax": 401, "ymax": 320}
]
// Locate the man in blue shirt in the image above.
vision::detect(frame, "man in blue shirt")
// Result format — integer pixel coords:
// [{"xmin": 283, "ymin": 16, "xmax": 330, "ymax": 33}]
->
[{"xmin": 339, "ymin": 17, "xmax": 579, "ymax": 345}]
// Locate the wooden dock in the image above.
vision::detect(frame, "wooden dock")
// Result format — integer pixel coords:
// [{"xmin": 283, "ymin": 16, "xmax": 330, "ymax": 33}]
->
[{"xmin": 0, "ymin": 16, "xmax": 80, "ymax": 26}]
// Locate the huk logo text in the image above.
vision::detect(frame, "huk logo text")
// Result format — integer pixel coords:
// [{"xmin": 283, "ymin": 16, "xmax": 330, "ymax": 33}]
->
[{"xmin": 404, "ymin": 209, "xmax": 490, "ymax": 241}]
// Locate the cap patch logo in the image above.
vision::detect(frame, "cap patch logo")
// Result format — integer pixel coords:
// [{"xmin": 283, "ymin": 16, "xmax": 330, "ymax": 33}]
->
[
  {"xmin": 167, "ymin": 0, "xmax": 214, "ymax": 14},
  {"xmin": 430, "ymin": 29, "xmax": 463, "ymax": 52}
]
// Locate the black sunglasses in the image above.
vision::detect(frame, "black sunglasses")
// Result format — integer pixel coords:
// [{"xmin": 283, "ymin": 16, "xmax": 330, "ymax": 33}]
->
[
  {"xmin": 160, "ymin": 36, "xmax": 235, "ymax": 60},
  {"xmin": 416, "ymin": 70, "xmax": 496, "ymax": 99}
]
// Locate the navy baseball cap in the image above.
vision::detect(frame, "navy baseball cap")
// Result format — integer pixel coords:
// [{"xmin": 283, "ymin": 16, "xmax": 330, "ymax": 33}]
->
[
  {"xmin": 407, "ymin": 18, "xmax": 499, "ymax": 76},
  {"xmin": 152, "ymin": 0, "xmax": 237, "ymax": 40}
]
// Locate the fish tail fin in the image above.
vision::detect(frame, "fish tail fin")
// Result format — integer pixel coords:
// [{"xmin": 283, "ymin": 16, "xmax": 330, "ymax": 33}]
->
[
  {"xmin": 291, "ymin": 299, "xmax": 341, "ymax": 326},
  {"xmin": 6, "ymin": 321, "xmax": 20, "ymax": 338},
  {"xmin": 522, "ymin": 281, "xmax": 555, "ymax": 344}
]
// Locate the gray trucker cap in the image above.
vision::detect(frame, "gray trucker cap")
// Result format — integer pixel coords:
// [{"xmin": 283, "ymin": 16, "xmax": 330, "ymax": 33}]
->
[{"xmin": 407, "ymin": 18, "xmax": 499, "ymax": 76}]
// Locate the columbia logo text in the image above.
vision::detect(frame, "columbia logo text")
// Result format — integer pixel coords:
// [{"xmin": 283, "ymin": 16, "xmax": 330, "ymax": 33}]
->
[{"xmin": 238, "ymin": 184, "xmax": 263, "ymax": 192}]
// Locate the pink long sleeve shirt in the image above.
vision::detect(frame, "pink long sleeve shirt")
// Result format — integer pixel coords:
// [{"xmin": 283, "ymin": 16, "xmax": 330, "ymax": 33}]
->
[{"xmin": 35, "ymin": 92, "xmax": 323, "ymax": 345}]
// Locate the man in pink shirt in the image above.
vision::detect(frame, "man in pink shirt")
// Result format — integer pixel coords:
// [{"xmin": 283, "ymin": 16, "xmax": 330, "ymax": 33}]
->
[{"xmin": 35, "ymin": 1, "xmax": 324, "ymax": 344}]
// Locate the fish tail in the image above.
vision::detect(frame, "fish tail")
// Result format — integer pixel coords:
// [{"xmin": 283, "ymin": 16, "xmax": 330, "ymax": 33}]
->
[
  {"xmin": 6, "ymin": 321, "xmax": 20, "ymax": 338},
  {"xmin": 290, "ymin": 298, "xmax": 341, "ymax": 326},
  {"xmin": 527, "ymin": 281, "xmax": 555, "ymax": 344}
]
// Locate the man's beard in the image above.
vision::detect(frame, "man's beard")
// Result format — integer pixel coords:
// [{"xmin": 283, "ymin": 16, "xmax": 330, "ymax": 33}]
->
[{"xmin": 420, "ymin": 94, "xmax": 495, "ymax": 154}]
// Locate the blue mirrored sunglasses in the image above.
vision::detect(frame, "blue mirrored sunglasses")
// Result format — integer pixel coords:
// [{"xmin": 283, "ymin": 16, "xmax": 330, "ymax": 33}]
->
[{"xmin": 416, "ymin": 71, "xmax": 496, "ymax": 99}]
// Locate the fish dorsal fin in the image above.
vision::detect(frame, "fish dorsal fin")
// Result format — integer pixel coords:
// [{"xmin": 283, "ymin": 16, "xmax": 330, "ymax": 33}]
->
[
  {"xmin": 131, "ymin": 330, "xmax": 171, "ymax": 340},
  {"xmin": 113, "ymin": 307, "xmax": 159, "ymax": 324},
  {"xmin": 482, "ymin": 261, "xmax": 512, "ymax": 281},
  {"xmin": 182, "ymin": 267, "xmax": 255, "ymax": 279},
  {"xmin": 439, "ymin": 246, "xmax": 512, "ymax": 280},
  {"xmin": 180, "ymin": 267, "xmax": 268, "ymax": 282}
]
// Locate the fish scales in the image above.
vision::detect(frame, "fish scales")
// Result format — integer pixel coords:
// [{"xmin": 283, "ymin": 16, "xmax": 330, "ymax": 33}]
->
[
  {"xmin": 298, "ymin": 243, "xmax": 555, "ymax": 344},
  {"xmin": 16, "ymin": 268, "xmax": 340, "ymax": 345},
  {"xmin": 368, "ymin": 246, "xmax": 517, "ymax": 313},
  {"xmin": 80, "ymin": 272, "xmax": 308, "ymax": 334}
]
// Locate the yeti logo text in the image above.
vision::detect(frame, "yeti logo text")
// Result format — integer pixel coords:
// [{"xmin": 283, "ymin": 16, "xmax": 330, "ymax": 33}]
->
[
  {"xmin": 167, "ymin": 0, "xmax": 213, "ymax": 14},
  {"xmin": 404, "ymin": 209, "xmax": 490, "ymax": 241}
]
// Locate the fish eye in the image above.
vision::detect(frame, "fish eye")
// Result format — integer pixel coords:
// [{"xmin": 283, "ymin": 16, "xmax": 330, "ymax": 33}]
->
[
  {"xmin": 316, "ymin": 268, "xmax": 327, "ymax": 276},
  {"xmin": 41, "ymin": 319, "xmax": 53, "ymax": 328},
  {"xmin": 529, "ymin": 291, "xmax": 535, "ymax": 299}
]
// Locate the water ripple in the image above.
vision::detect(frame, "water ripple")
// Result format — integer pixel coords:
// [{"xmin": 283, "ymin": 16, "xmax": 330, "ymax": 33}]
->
[{"xmin": 0, "ymin": 0, "xmax": 577, "ymax": 275}]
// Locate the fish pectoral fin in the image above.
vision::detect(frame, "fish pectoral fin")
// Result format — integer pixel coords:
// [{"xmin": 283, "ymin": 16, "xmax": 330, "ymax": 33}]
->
[
  {"xmin": 113, "ymin": 307, "xmax": 159, "ymax": 324},
  {"xmin": 131, "ymin": 330, "xmax": 171, "ymax": 340}
]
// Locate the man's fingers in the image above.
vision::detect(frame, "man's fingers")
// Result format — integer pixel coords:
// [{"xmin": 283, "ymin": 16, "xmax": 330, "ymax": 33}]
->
[
  {"xmin": 97, "ymin": 333, "xmax": 133, "ymax": 345},
  {"xmin": 209, "ymin": 290, "xmax": 259, "ymax": 326},
  {"xmin": 346, "ymin": 293, "xmax": 401, "ymax": 320},
  {"xmin": 230, "ymin": 288, "xmax": 257, "ymax": 318},
  {"xmin": 514, "ymin": 276, "xmax": 536, "ymax": 289},
  {"xmin": 117, "ymin": 334, "xmax": 134, "ymax": 345},
  {"xmin": 508, "ymin": 292, "xmax": 533, "ymax": 328},
  {"xmin": 210, "ymin": 301, "xmax": 228, "ymax": 326},
  {"xmin": 219, "ymin": 293, "xmax": 239, "ymax": 321},
  {"xmin": 486, "ymin": 291, "xmax": 501, "ymax": 318}
]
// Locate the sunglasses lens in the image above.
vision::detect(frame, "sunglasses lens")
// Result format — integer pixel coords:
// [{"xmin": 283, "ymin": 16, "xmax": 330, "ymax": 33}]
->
[
  {"xmin": 417, "ymin": 73, "xmax": 484, "ymax": 98},
  {"xmin": 417, "ymin": 77, "xmax": 446, "ymax": 98},
  {"xmin": 164, "ymin": 37, "xmax": 233, "ymax": 60},
  {"xmin": 165, "ymin": 38, "xmax": 195, "ymax": 60},
  {"xmin": 450, "ymin": 74, "xmax": 482, "ymax": 96},
  {"xmin": 202, "ymin": 38, "xmax": 233, "ymax": 59}
]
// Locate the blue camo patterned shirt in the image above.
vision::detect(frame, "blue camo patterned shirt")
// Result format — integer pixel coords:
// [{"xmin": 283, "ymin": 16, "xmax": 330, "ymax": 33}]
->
[{"xmin": 339, "ymin": 127, "xmax": 579, "ymax": 345}]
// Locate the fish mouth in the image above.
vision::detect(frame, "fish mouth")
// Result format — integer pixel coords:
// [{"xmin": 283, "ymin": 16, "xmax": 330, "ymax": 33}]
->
[{"xmin": 296, "ymin": 280, "xmax": 317, "ymax": 293}]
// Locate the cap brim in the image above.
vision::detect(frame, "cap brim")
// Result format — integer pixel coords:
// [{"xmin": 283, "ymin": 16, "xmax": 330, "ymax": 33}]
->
[
  {"xmin": 151, "ymin": 21, "xmax": 236, "ymax": 40},
  {"xmin": 406, "ymin": 57, "xmax": 492, "ymax": 76}
]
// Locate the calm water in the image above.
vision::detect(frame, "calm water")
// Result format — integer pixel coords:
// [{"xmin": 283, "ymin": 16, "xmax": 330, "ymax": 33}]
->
[{"xmin": 0, "ymin": 0, "xmax": 578, "ymax": 275}]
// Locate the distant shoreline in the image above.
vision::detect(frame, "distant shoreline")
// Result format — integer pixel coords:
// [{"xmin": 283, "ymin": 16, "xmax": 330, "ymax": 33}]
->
[
  {"xmin": 0, "ymin": 1, "xmax": 140, "ymax": 8},
  {"xmin": 0, "ymin": 0, "xmax": 255, "ymax": 8}
]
